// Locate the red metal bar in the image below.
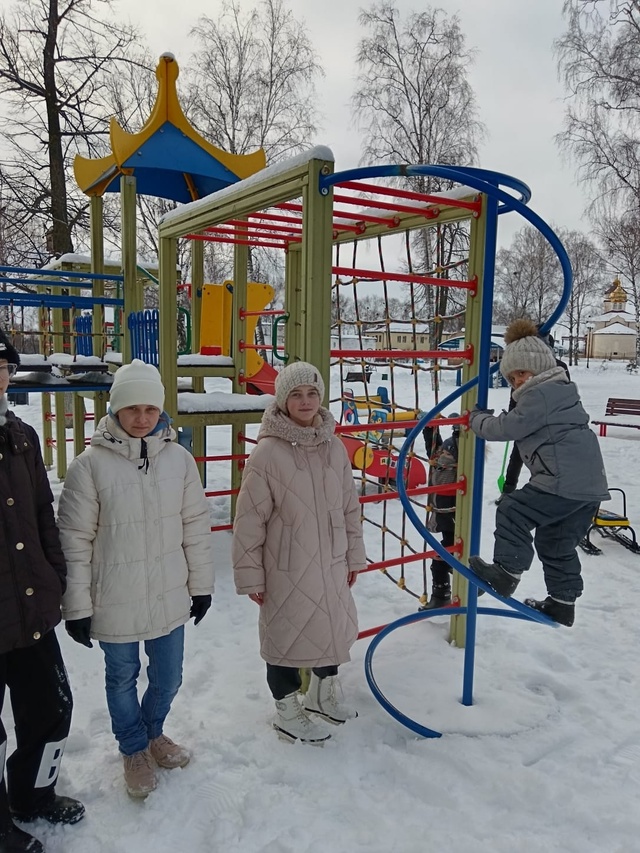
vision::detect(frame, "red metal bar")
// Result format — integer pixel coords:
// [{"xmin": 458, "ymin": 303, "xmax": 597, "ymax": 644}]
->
[
  {"xmin": 193, "ymin": 453, "xmax": 249, "ymax": 462},
  {"xmin": 205, "ymin": 488, "xmax": 240, "ymax": 498},
  {"xmin": 250, "ymin": 211, "xmax": 302, "ymax": 225},
  {"xmin": 204, "ymin": 225, "xmax": 302, "ymax": 244},
  {"xmin": 336, "ymin": 180, "xmax": 482, "ymax": 213},
  {"xmin": 211, "ymin": 524, "xmax": 233, "ymax": 532},
  {"xmin": 332, "ymin": 265, "xmax": 476, "ymax": 291},
  {"xmin": 239, "ymin": 308, "xmax": 287, "ymax": 319},
  {"xmin": 239, "ymin": 342, "xmax": 276, "ymax": 352},
  {"xmin": 238, "ymin": 433, "xmax": 258, "ymax": 445},
  {"xmin": 331, "ymin": 346, "xmax": 474, "ymax": 360},
  {"xmin": 333, "ymin": 207, "xmax": 400, "ymax": 227},
  {"xmin": 359, "ymin": 480, "xmax": 463, "ymax": 503},
  {"xmin": 361, "ymin": 547, "xmax": 461, "ymax": 573},
  {"xmin": 333, "ymin": 192, "xmax": 440, "ymax": 220},
  {"xmin": 187, "ymin": 233, "xmax": 291, "ymax": 250},
  {"xmin": 222, "ymin": 218, "xmax": 302, "ymax": 236},
  {"xmin": 357, "ymin": 624, "xmax": 388, "ymax": 640}
]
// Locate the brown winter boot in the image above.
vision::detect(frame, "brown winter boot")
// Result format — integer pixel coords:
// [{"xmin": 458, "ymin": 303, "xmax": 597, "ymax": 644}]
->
[
  {"xmin": 123, "ymin": 748, "xmax": 157, "ymax": 798},
  {"xmin": 149, "ymin": 734, "xmax": 190, "ymax": 769}
]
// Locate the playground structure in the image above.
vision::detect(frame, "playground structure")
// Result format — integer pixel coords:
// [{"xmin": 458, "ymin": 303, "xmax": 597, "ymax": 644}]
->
[{"xmin": 2, "ymin": 54, "xmax": 578, "ymax": 737}]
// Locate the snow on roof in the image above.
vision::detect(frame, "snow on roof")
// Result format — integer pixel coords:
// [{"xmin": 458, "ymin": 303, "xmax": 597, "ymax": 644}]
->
[
  {"xmin": 43, "ymin": 254, "xmax": 162, "ymax": 271},
  {"xmin": 590, "ymin": 311, "xmax": 636, "ymax": 323},
  {"xmin": 160, "ymin": 146, "xmax": 335, "ymax": 226},
  {"xmin": 177, "ymin": 392, "xmax": 274, "ymax": 414},
  {"xmin": 593, "ymin": 322, "xmax": 637, "ymax": 335}
]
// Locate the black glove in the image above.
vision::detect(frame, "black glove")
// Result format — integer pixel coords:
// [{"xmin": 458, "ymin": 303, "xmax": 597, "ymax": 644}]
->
[
  {"xmin": 65, "ymin": 617, "xmax": 93, "ymax": 648},
  {"xmin": 190, "ymin": 595, "xmax": 212, "ymax": 626}
]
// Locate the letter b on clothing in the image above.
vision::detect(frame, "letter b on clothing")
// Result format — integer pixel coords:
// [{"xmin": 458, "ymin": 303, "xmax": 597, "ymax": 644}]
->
[{"xmin": 34, "ymin": 738, "xmax": 67, "ymax": 788}]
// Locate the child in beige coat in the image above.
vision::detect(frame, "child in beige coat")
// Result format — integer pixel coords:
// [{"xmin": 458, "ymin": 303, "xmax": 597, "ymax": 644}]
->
[{"xmin": 232, "ymin": 361, "xmax": 366, "ymax": 744}]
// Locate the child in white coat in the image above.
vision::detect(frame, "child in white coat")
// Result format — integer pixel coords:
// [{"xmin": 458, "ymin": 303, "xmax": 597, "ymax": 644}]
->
[
  {"xmin": 58, "ymin": 360, "xmax": 214, "ymax": 797},
  {"xmin": 232, "ymin": 361, "xmax": 367, "ymax": 745}
]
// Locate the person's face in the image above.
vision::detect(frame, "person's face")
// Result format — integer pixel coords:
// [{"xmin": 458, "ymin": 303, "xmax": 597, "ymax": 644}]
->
[
  {"xmin": 508, "ymin": 369, "xmax": 535, "ymax": 389},
  {"xmin": 0, "ymin": 359, "xmax": 17, "ymax": 397},
  {"xmin": 117, "ymin": 405, "xmax": 161, "ymax": 437},
  {"xmin": 286, "ymin": 385, "xmax": 321, "ymax": 426}
]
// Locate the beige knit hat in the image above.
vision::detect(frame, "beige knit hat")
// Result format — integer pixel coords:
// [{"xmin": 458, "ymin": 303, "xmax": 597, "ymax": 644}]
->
[
  {"xmin": 109, "ymin": 359, "xmax": 165, "ymax": 414},
  {"xmin": 500, "ymin": 319, "xmax": 557, "ymax": 380},
  {"xmin": 275, "ymin": 361, "xmax": 325, "ymax": 412}
]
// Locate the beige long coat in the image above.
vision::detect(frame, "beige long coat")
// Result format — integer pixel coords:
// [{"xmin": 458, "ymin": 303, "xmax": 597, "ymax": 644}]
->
[{"xmin": 232, "ymin": 403, "xmax": 366, "ymax": 667}]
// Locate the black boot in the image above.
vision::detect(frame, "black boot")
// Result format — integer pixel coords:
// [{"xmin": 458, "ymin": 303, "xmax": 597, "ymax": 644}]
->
[
  {"xmin": 0, "ymin": 823, "xmax": 44, "ymax": 852},
  {"xmin": 11, "ymin": 794, "xmax": 85, "ymax": 826},
  {"xmin": 469, "ymin": 556, "xmax": 521, "ymax": 597},
  {"xmin": 419, "ymin": 583, "xmax": 451, "ymax": 611},
  {"xmin": 524, "ymin": 596, "xmax": 575, "ymax": 627}
]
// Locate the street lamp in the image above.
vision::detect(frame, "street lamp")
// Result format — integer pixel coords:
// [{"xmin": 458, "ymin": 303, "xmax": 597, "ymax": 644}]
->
[{"xmin": 586, "ymin": 323, "xmax": 594, "ymax": 369}]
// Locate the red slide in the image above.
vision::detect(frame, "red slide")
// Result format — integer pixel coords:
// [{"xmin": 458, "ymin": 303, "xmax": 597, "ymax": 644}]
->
[{"xmin": 245, "ymin": 361, "xmax": 277, "ymax": 396}]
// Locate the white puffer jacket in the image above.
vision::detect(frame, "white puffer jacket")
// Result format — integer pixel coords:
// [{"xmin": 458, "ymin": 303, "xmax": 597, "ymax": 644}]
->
[{"xmin": 59, "ymin": 414, "xmax": 214, "ymax": 643}]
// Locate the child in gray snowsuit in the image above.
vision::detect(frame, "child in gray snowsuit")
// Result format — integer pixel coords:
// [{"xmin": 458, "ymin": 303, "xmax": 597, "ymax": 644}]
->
[{"xmin": 468, "ymin": 318, "xmax": 609, "ymax": 626}]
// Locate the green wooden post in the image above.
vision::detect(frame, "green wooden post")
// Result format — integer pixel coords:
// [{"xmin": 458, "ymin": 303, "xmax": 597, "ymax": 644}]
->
[
  {"xmin": 300, "ymin": 159, "xmax": 334, "ymax": 395},
  {"xmin": 159, "ymin": 235, "xmax": 178, "ymax": 423},
  {"xmin": 284, "ymin": 249, "xmax": 302, "ymax": 362},
  {"xmin": 121, "ymin": 176, "xmax": 140, "ymax": 364},
  {"xmin": 42, "ymin": 392, "xmax": 53, "ymax": 470},
  {"xmin": 55, "ymin": 392, "xmax": 67, "ymax": 480},
  {"xmin": 449, "ymin": 195, "xmax": 486, "ymax": 648}
]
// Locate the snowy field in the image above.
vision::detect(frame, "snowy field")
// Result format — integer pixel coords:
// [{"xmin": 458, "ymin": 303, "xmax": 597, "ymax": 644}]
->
[{"xmin": 8, "ymin": 360, "xmax": 640, "ymax": 853}]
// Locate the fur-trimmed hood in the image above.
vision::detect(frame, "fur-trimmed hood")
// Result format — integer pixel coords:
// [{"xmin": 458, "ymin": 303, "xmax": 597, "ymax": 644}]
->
[
  {"xmin": 258, "ymin": 401, "xmax": 336, "ymax": 446},
  {"xmin": 512, "ymin": 365, "xmax": 569, "ymax": 402}
]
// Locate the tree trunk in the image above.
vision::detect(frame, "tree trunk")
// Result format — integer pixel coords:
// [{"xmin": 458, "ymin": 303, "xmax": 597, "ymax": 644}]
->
[{"xmin": 44, "ymin": 0, "xmax": 73, "ymax": 257}]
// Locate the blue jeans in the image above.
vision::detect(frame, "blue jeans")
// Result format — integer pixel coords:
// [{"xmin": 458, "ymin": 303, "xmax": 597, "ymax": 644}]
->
[{"xmin": 99, "ymin": 626, "xmax": 184, "ymax": 756}]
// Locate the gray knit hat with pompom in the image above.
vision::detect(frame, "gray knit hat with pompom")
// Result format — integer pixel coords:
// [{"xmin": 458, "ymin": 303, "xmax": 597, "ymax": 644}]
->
[
  {"xmin": 275, "ymin": 361, "xmax": 325, "ymax": 412},
  {"xmin": 500, "ymin": 319, "xmax": 557, "ymax": 380}
]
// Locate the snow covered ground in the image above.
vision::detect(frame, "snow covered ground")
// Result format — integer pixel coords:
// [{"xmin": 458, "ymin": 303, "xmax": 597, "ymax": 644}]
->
[{"xmin": 7, "ymin": 360, "xmax": 640, "ymax": 853}]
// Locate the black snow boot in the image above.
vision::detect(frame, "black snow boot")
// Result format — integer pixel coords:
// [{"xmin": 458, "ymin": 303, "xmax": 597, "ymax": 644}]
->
[
  {"xmin": 469, "ymin": 556, "xmax": 521, "ymax": 598},
  {"xmin": 419, "ymin": 583, "xmax": 451, "ymax": 610},
  {"xmin": 524, "ymin": 596, "xmax": 575, "ymax": 627},
  {"xmin": 11, "ymin": 795, "xmax": 85, "ymax": 826},
  {"xmin": 0, "ymin": 823, "xmax": 44, "ymax": 852}
]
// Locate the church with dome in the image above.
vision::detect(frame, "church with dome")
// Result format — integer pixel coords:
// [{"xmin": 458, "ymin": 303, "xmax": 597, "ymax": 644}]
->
[{"xmin": 586, "ymin": 279, "xmax": 638, "ymax": 361}]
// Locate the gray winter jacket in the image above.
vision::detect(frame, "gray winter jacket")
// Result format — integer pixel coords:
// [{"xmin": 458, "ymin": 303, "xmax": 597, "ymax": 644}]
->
[{"xmin": 469, "ymin": 367, "xmax": 609, "ymax": 502}]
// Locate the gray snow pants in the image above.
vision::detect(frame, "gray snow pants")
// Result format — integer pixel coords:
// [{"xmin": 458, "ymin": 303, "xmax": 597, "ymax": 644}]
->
[{"xmin": 494, "ymin": 483, "xmax": 599, "ymax": 602}]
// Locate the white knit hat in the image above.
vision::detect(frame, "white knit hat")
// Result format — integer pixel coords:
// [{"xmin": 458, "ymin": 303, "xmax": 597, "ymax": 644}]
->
[
  {"xmin": 275, "ymin": 361, "xmax": 325, "ymax": 412},
  {"xmin": 109, "ymin": 359, "xmax": 165, "ymax": 414},
  {"xmin": 500, "ymin": 319, "xmax": 557, "ymax": 380}
]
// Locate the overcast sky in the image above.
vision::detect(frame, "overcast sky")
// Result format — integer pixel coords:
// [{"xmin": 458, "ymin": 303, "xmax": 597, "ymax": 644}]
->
[{"xmin": 130, "ymin": 0, "xmax": 591, "ymax": 249}]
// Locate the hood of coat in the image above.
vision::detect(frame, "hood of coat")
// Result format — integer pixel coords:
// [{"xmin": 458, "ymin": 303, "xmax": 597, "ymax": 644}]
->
[
  {"xmin": 512, "ymin": 365, "xmax": 569, "ymax": 403},
  {"xmin": 258, "ymin": 401, "xmax": 336, "ymax": 447},
  {"xmin": 91, "ymin": 412, "xmax": 176, "ymax": 461}
]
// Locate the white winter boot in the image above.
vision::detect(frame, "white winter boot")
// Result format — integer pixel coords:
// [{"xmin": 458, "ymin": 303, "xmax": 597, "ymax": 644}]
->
[
  {"xmin": 303, "ymin": 673, "xmax": 358, "ymax": 725},
  {"xmin": 273, "ymin": 692, "xmax": 332, "ymax": 745}
]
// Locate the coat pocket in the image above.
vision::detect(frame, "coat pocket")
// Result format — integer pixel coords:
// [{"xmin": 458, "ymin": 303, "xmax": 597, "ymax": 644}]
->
[
  {"xmin": 329, "ymin": 509, "xmax": 348, "ymax": 559},
  {"xmin": 277, "ymin": 524, "xmax": 292, "ymax": 570}
]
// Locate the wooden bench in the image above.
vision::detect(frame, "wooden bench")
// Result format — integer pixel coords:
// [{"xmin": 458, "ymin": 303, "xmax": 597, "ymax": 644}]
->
[{"xmin": 592, "ymin": 398, "xmax": 640, "ymax": 436}]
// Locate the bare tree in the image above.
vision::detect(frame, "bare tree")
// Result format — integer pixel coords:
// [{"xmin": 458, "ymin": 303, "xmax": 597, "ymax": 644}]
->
[
  {"xmin": 556, "ymin": 0, "xmax": 640, "ymax": 211},
  {"xmin": 188, "ymin": 0, "xmax": 323, "ymax": 161},
  {"xmin": 559, "ymin": 229, "xmax": 607, "ymax": 364},
  {"xmin": 596, "ymin": 208, "xmax": 640, "ymax": 359},
  {"xmin": 351, "ymin": 1, "xmax": 485, "ymax": 375},
  {"xmin": 0, "ymin": 0, "xmax": 142, "ymax": 257},
  {"xmin": 493, "ymin": 226, "xmax": 564, "ymax": 325}
]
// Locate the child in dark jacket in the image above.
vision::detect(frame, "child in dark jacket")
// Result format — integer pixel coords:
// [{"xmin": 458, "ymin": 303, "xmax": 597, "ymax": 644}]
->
[
  {"xmin": 0, "ymin": 330, "xmax": 84, "ymax": 853},
  {"xmin": 468, "ymin": 319, "xmax": 609, "ymax": 626},
  {"xmin": 420, "ymin": 420, "xmax": 459, "ymax": 609}
]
